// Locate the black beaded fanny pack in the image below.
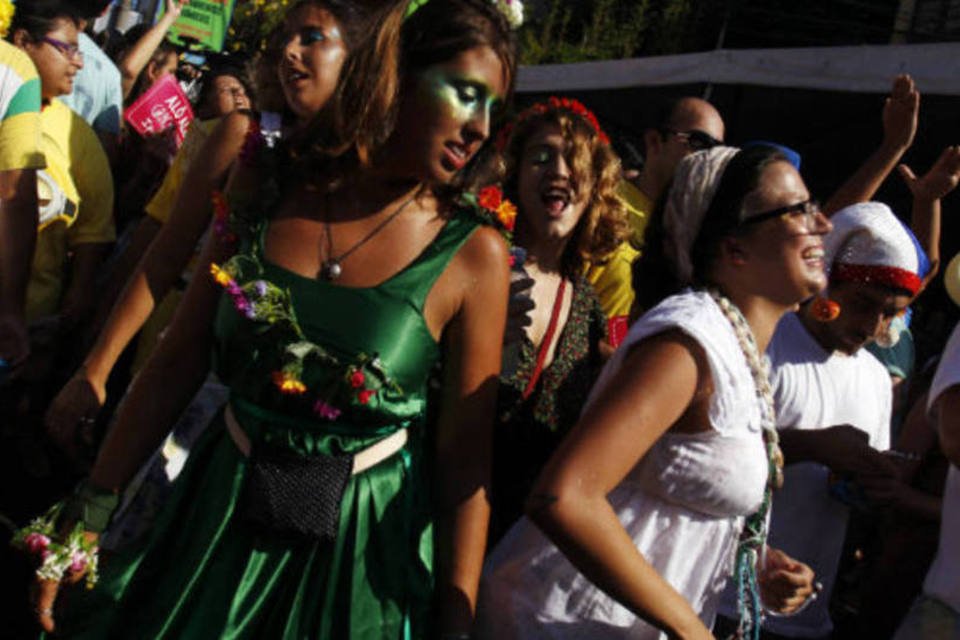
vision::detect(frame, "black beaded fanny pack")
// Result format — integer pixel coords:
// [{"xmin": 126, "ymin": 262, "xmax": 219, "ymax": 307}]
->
[{"xmin": 241, "ymin": 444, "xmax": 353, "ymax": 540}]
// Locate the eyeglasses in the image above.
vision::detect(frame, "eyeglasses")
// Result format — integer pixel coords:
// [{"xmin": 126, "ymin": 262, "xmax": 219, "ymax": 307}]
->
[
  {"xmin": 42, "ymin": 37, "xmax": 82, "ymax": 62},
  {"xmin": 661, "ymin": 127, "xmax": 722, "ymax": 151},
  {"xmin": 741, "ymin": 199, "xmax": 822, "ymax": 229}
]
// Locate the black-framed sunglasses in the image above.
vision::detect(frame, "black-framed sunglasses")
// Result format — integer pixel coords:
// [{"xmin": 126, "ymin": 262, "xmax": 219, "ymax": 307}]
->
[
  {"xmin": 42, "ymin": 36, "xmax": 82, "ymax": 61},
  {"xmin": 660, "ymin": 127, "xmax": 722, "ymax": 151},
  {"xmin": 741, "ymin": 199, "xmax": 822, "ymax": 228}
]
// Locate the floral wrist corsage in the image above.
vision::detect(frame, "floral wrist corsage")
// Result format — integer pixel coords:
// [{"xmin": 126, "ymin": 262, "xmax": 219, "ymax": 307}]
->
[
  {"xmin": 11, "ymin": 482, "xmax": 118, "ymax": 588},
  {"xmin": 11, "ymin": 506, "xmax": 101, "ymax": 588}
]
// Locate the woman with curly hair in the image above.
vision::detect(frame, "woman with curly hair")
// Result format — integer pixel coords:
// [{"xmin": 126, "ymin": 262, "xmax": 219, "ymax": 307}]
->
[{"xmin": 487, "ymin": 97, "xmax": 628, "ymax": 545}]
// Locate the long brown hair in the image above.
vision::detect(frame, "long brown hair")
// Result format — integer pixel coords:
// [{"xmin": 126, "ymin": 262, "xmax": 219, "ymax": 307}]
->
[{"xmin": 283, "ymin": 0, "xmax": 407, "ymax": 188}]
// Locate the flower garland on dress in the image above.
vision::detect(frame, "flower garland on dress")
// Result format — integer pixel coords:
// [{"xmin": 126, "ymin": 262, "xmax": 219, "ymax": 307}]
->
[
  {"xmin": 11, "ymin": 505, "xmax": 100, "ymax": 589},
  {"xmin": 706, "ymin": 288, "xmax": 784, "ymax": 640},
  {"xmin": 208, "ymin": 120, "xmax": 403, "ymax": 420}
]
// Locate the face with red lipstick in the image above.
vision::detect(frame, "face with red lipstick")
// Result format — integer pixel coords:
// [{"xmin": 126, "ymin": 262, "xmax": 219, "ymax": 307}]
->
[
  {"xmin": 389, "ymin": 45, "xmax": 508, "ymax": 184},
  {"xmin": 277, "ymin": 3, "xmax": 347, "ymax": 123}
]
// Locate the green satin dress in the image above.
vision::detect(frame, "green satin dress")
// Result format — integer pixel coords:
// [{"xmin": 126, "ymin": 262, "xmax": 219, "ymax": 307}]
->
[{"xmin": 58, "ymin": 212, "xmax": 481, "ymax": 639}]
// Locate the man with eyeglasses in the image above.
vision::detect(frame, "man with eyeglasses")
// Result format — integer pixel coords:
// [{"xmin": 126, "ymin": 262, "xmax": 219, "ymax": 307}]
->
[{"xmin": 585, "ymin": 97, "xmax": 724, "ymax": 340}]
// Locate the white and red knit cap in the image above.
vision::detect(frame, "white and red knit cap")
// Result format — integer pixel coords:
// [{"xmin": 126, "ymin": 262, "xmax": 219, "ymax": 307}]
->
[{"xmin": 824, "ymin": 202, "xmax": 927, "ymax": 297}]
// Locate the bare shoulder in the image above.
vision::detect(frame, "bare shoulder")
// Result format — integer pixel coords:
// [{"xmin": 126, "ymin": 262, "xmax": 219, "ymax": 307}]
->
[{"xmin": 454, "ymin": 224, "xmax": 510, "ymax": 273}]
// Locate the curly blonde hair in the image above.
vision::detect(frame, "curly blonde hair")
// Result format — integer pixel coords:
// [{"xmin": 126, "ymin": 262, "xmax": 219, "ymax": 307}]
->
[{"xmin": 500, "ymin": 104, "xmax": 629, "ymax": 278}]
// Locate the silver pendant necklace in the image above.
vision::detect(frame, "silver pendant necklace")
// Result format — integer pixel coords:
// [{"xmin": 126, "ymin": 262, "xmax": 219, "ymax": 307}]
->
[{"xmin": 320, "ymin": 192, "xmax": 418, "ymax": 281}]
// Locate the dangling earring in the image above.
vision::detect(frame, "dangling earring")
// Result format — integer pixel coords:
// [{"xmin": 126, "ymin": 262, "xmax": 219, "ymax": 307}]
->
[{"xmin": 810, "ymin": 296, "xmax": 840, "ymax": 322}]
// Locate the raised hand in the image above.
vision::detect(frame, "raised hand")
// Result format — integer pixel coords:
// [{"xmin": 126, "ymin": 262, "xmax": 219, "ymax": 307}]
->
[
  {"xmin": 897, "ymin": 145, "xmax": 960, "ymax": 203},
  {"xmin": 45, "ymin": 371, "xmax": 106, "ymax": 463},
  {"xmin": 165, "ymin": 0, "xmax": 189, "ymax": 20},
  {"xmin": 882, "ymin": 74, "xmax": 919, "ymax": 152}
]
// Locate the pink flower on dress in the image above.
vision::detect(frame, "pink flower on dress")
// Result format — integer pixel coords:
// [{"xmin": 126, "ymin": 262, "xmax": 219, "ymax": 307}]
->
[{"xmin": 313, "ymin": 400, "xmax": 342, "ymax": 421}]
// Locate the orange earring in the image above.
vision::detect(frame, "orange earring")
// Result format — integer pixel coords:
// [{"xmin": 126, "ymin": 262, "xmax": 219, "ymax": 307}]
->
[{"xmin": 811, "ymin": 296, "xmax": 841, "ymax": 322}]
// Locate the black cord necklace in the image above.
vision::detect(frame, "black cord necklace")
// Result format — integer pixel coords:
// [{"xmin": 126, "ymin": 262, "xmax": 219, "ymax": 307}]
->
[{"xmin": 319, "ymin": 192, "xmax": 418, "ymax": 281}]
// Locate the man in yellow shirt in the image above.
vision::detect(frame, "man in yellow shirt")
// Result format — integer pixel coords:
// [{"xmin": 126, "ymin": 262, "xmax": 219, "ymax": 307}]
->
[
  {"xmin": 0, "ymin": 40, "xmax": 45, "ymax": 372},
  {"xmin": 585, "ymin": 97, "xmax": 725, "ymax": 335}
]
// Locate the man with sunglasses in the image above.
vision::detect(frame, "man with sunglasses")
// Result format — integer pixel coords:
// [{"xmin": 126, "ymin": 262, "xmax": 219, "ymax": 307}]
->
[{"xmin": 585, "ymin": 97, "xmax": 724, "ymax": 339}]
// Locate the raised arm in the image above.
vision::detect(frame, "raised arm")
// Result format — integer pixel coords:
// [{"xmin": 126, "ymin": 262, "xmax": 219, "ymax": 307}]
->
[
  {"xmin": 526, "ymin": 330, "xmax": 713, "ymax": 639},
  {"xmin": 896, "ymin": 145, "xmax": 960, "ymax": 289},
  {"xmin": 118, "ymin": 0, "xmax": 188, "ymax": 100},
  {"xmin": 823, "ymin": 74, "xmax": 919, "ymax": 216},
  {"xmin": 45, "ymin": 112, "xmax": 251, "ymax": 444},
  {"xmin": 432, "ymin": 226, "xmax": 509, "ymax": 635}
]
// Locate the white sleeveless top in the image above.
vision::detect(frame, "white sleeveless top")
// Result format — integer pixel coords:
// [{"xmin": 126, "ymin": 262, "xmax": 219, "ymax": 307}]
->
[{"xmin": 478, "ymin": 290, "xmax": 770, "ymax": 639}]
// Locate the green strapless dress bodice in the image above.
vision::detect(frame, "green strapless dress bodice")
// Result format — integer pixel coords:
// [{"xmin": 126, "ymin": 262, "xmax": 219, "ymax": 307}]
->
[{"xmin": 58, "ymin": 213, "xmax": 481, "ymax": 640}]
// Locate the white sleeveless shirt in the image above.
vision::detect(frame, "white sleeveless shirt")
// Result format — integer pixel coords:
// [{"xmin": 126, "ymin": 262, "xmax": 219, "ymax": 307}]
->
[{"xmin": 478, "ymin": 290, "xmax": 770, "ymax": 639}]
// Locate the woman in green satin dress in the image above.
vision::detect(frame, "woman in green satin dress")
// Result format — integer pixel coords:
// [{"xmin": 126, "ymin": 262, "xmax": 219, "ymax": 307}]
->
[{"xmin": 30, "ymin": 1, "xmax": 518, "ymax": 638}]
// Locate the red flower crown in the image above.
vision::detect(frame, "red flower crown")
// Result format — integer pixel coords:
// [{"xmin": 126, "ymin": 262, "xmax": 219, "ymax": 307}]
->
[{"xmin": 495, "ymin": 96, "xmax": 611, "ymax": 151}]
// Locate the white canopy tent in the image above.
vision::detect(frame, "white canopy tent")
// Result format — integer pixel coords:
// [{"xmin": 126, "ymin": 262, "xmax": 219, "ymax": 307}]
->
[{"xmin": 516, "ymin": 43, "xmax": 960, "ymax": 96}]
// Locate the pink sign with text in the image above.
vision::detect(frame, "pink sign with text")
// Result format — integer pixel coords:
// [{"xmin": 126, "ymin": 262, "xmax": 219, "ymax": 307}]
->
[{"xmin": 123, "ymin": 74, "xmax": 194, "ymax": 147}]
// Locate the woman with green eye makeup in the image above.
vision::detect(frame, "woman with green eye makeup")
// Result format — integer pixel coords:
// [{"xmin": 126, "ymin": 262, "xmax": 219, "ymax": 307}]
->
[
  {"xmin": 478, "ymin": 98, "xmax": 629, "ymax": 547},
  {"xmin": 25, "ymin": 0, "xmax": 520, "ymax": 638}
]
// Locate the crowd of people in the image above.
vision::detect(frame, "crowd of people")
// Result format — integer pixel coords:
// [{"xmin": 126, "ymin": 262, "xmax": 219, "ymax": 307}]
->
[{"xmin": 0, "ymin": 0, "xmax": 958, "ymax": 638}]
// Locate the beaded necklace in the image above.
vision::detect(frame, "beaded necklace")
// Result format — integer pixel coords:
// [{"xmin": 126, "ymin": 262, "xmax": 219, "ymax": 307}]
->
[{"xmin": 706, "ymin": 288, "xmax": 784, "ymax": 640}]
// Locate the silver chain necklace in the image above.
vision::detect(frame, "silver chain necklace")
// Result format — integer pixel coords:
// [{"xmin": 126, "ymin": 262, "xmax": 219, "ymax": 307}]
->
[{"xmin": 319, "ymin": 193, "xmax": 418, "ymax": 281}]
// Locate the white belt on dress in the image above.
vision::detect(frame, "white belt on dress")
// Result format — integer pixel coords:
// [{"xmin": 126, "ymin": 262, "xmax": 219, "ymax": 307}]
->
[{"xmin": 224, "ymin": 404, "xmax": 408, "ymax": 475}]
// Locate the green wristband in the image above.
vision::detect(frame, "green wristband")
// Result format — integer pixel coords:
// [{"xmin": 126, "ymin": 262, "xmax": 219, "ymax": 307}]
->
[{"xmin": 60, "ymin": 480, "xmax": 120, "ymax": 534}]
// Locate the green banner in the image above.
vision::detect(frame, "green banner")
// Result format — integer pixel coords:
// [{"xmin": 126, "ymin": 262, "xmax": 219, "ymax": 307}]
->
[{"xmin": 160, "ymin": 0, "xmax": 237, "ymax": 53}]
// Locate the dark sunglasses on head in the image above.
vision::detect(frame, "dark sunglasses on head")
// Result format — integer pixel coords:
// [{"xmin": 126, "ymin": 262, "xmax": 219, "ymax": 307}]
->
[
  {"xmin": 741, "ymin": 199, "xmax": 822, "ymax": 228},
  {"xmin": 661, "ymin": 127, "xmax": 722, "ymax": 151}
]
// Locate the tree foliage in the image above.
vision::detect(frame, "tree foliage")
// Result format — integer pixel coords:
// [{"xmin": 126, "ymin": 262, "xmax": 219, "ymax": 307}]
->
[{"xmin": 518, "ymin": 0, "xmax": 718, "ymax": 65}]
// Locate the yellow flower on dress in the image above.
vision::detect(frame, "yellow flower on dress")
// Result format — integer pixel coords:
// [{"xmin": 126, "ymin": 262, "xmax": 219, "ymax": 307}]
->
[
  {"xmin": 0, "ymin": 0, "xmax": 15, "ymax": 39},
  {"xmin": 272, "ymin": 371, "xmax": 307, "ymax": 395},
  {"xmin": 209, "ymin": 263, "xmax": 233, "ymax": 288}
]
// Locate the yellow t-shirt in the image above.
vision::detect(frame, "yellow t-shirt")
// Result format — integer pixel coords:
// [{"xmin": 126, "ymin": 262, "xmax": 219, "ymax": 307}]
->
[
  {"xmin": 145, "ymin": 117, "xmax": 221, "ymax": 224},
  {"xmin": 0, "ymin": 41, "xmax": 45, "ymax": 171},
  {"xmin": 26, "ymin": 99, "xmax": 115, "ymax": 321},
  {"xmin": 583, "ymin": 180, "xmax": 652, "ymax": 319}
]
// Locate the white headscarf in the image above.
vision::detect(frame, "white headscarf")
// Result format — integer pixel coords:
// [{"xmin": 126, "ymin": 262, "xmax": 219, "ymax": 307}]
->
[{"xmin": 661, "ymin": 146, "xmax": 740, "ymax": 284}]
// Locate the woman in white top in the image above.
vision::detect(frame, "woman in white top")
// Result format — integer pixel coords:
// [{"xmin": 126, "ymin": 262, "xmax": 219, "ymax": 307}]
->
[{"xmin": 480, "ymin": 145, "xmax": 829, "ymax": 639}]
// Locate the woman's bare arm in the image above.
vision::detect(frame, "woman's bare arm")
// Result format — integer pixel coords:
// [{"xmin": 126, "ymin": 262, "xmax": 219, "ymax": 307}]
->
[
  {"xmin": 89, "ymin": 232, "xmax": 229, "ymax": 492},
  {"xmin": 432, "ymin": 226, "xmax": 509, "ymax": 634},
  {"xmin": 526, "ymin": 330, "xmax": 713, "ymax": 640},
  {"xmin": 45, "ymin": 112, "xmax": 252, "ymax": 445},
  {"xmin": 118, "ymin": 0, "xmax": 188, "ymax": 99}
]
